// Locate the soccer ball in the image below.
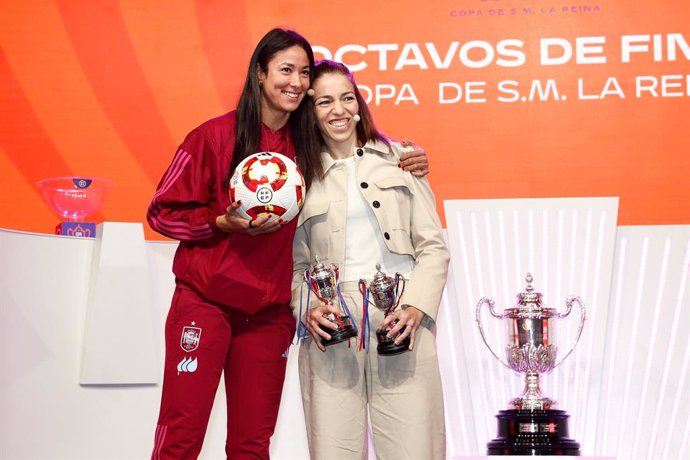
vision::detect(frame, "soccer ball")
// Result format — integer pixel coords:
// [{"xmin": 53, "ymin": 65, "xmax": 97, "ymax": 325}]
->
[{"xmin": 229, "ymin": 152, "xmax": 305, "ymax": 224}]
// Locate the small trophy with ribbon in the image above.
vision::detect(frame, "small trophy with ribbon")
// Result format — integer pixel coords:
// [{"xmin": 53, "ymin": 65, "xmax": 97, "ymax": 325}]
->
[
  {"xmin": 360, "ymin": 264, "xmax": 408, "ymax": 355},
  {"xmin": 476, "ymin": 273, "xmax": 585, "ymax": 455},
  {"xmin": 304, "ymin": 257, "xmax": 357, "ymax": 346}
]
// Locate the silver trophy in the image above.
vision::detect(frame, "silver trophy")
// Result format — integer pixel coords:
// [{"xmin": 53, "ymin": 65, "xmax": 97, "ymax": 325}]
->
[
  {"xmin": 476, "ymin": 273, "xmax": 585, "ymax": 454},
  {"xmin": 360, "ymin": 264, "xmax": 408, "ymax": 355},
  {"xmin": 305, "ymin": 256, "xmax": 357, "ymax": 346},
  {"xmin": 476, "ymin": 273, "xmax": 586, "ymax": 410}
]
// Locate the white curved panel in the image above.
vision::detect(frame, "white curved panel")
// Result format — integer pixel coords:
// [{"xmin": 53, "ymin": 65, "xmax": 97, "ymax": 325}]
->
[
  {"xmin": 442, "ymin": 197, "xmax": 619, "ymax": 456},
  {"xmin": 437, "ymin": 252, "xmax": 480, "ymax": 455},
  {"xmin": 597, "ymin": 226, "xmax": 690, "ymax": 460}
]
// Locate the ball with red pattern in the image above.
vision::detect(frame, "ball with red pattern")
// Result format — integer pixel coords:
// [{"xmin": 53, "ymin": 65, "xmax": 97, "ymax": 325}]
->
[{"xmin": 229, "ymin": 152, "xmax": 305, "ymax": 224}]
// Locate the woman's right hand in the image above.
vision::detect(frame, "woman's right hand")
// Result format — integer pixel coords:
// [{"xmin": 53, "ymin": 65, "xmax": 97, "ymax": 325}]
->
[
  {"xmin": 215, "ymin": 201, "xmax": 282, "ymax": 235},
  {"xmin": 304, "ymin": 303, "xmax": 341, "ymax": 352}
]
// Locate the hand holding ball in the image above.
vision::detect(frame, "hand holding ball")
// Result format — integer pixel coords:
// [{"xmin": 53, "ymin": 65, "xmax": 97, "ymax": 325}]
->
[{"xmin": 229, "ymin": 152, "xmax": 305, "ymax": 225}]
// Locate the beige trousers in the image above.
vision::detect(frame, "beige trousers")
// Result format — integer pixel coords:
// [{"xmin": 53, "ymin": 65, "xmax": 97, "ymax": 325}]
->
[{"xmin": 298, "ymin": 282, "xmax": 446, "ymax": 460}]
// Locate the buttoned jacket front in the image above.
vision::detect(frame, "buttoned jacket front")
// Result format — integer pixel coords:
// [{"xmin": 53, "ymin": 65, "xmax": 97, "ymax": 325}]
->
[{"xmin": 291, "ymin": 139, "xmax": 449, "ymax": 322}]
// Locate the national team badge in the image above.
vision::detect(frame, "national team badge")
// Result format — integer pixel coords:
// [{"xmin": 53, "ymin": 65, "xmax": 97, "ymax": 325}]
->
[{"xmin": 180, "ymin": 324, "xmax": 202, "ymax": 352}]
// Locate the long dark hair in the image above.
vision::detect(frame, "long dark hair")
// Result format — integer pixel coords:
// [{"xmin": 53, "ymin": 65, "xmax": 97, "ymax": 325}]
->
[
  {"xmin": 229, "ymin": 28, "xmax": 322, "ymax": 188},
  {"xmin": 303, "ymin": 60, "xmax": 389, "ymax": 180}
]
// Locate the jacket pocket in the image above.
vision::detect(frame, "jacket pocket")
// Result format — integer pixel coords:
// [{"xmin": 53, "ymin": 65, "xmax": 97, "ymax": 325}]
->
[
  {"xmin": 372, "ymin": 175, "xmax": 412, "ymax": 229},
  {"xmin": 386, "ymin": 228, "xmax": 415, "ymax": 255},
  {"xmin": 374, "ymin": 175, "xmax": 412, "ymax": 194}
]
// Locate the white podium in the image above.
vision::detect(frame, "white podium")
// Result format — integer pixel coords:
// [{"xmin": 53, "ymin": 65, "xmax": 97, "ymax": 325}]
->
[{"xmin": 80, "ymin": 222, "xmax": 160, "ymax": 384}]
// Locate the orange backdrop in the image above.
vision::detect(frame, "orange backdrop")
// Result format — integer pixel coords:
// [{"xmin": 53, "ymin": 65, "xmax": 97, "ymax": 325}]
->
[{"xmin": 1, "ymin": 0, "xmax": 689, "ymax": 240}]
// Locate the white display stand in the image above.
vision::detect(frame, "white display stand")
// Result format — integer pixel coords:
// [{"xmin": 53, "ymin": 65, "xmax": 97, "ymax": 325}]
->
[
  {"xmin": 80, "ymin": 222, "xmax": 159, "ymax": 384},
  {"xmin": 0, "ymin": 225, "xmax": 308, "ymax": 459},
  {"xmin": 2, "ymin": 208, "xmax": 689, "ymax": 459}
]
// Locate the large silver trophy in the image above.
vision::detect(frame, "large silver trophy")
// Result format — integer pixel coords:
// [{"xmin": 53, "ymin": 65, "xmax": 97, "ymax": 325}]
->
[
  {"xmin": 476, "ymin": 273, "xmax": 585, "ymax": 455},
  {"xmin": 305, "ymin": 256, "xmax": 357, "ymax": 346},
  {"xmin": 360, "ymin": 264, "xmax": 408, "ymax": 355}
]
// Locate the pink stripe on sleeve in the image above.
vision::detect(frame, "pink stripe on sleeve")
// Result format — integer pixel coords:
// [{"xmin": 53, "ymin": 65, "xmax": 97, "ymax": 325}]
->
[
  {"xmin": 151, "ymin": 424, "xmax": 167, "ymax": 460},
  {"xmin": 153, "ymin": 149, "xmax": 192, "ymax": 199},
  {"xmin": 147, "ymin": 148, "xmax": 215, "ymax": 240}
]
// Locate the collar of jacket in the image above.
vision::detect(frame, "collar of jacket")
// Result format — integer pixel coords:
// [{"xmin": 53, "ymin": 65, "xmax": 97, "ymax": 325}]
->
[{"xmin": 320, "ymin": 139, "xmax": 393, "ymax": 174}]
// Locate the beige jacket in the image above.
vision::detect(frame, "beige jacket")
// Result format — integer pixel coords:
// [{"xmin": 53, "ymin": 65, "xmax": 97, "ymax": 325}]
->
[{"xmin": 291, "ymin": 139, "xmax": 450, "ymax": 322}]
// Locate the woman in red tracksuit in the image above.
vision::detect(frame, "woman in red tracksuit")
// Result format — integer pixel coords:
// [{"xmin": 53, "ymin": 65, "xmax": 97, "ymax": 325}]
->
[{"xmin": 147, "ymin": 28, "xmax": 323, "ymax": 459}]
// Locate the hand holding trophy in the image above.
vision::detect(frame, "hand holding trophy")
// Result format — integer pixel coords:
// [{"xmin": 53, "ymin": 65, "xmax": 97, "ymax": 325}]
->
[
  {"xmin": 360, "ymin": 264, "xmax": 408, "ymax": 355},
  {"xmin": 304, "ymin": 256, "xmax": 358, "ymax": 347}
]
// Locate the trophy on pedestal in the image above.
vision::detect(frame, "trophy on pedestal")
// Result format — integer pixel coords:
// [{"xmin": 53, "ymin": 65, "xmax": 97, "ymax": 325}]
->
[
  {"xmin": 476, "ymin": 273, "xmax": 586, "ymax": 455},
  {"xmin": 37, "ymin": 176, "xmax": 114, "ymax": 238},
  {"xmin": 305, "ymin": 257, "xmax": 358, "ymax": 346},
  {"xmin": 360, "ymin": 264, "xmax": 408, "ymax": 355}
]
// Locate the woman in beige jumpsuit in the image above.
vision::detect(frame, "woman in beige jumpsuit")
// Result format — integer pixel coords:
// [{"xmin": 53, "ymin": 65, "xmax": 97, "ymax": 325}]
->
[{"xmin": 292, "ymin": 60, "xmax": 450, "ymax": 460}]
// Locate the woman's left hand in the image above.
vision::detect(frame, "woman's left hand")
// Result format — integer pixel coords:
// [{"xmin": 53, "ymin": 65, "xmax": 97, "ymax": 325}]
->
[
  {"xmin": 216, "ymin": 201, "xmax": 281, "ymax": 235},
  {"xmin": 378, "ymin": 305, "xmax": 425, "ymax": 351},
  {"xmin": 399, "ymin": 140, "xmax": 430, "ymax": 177}
]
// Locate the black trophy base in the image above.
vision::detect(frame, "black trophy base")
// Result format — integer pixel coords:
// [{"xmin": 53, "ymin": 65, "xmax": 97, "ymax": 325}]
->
[
  {"xmin": 487, "ymin": 409, "xmax": 580, "ymax": 456},
  {"xmin": 319, "ymin": 321, "xmax": 358, "ymax": 347},
  {"xmin": 375, "ymin": 330, "xmax": 410, "ymax": 356}
]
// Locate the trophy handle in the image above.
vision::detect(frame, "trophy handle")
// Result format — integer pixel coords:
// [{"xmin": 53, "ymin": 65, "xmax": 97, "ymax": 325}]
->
[
  {"xmin": 304, "ymin": 269, "xmax": 313, "ymax": 298},
  {"xmin": 393, "ymin": 273, "xmax": 406, "ymax": 312},
  {"xmin": 331, "ymin": 264, "xmax": 340, "ymax": 286},
  {"xmin": 554, "ymin": 295, "xmax": 587, "ymax": 368},
  {"xmin": 476, "ymin": 297, "xmax": 511, "ymax": 369}
]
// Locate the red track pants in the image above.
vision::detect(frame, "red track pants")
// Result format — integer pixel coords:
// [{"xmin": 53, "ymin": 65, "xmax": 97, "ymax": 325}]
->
[{"xmin": 151, "ymin": 286, "xmax": 295, "ymax": 459}]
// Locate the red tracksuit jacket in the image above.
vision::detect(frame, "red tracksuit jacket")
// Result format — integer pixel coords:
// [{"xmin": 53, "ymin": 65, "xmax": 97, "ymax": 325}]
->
[{"xmin": 147, "ymin": 111, "xmax": 299, "ymax": 314}]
